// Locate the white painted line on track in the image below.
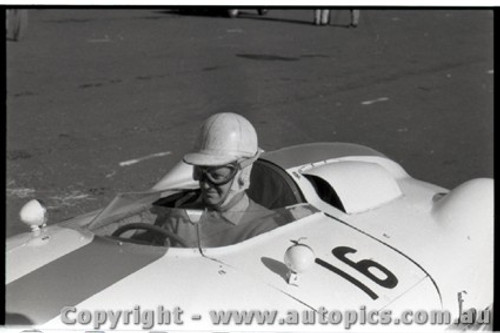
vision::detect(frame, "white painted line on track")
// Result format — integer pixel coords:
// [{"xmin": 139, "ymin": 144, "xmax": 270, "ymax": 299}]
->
[
  {"xmin": 119, "ymin": 151, "xmax": 172, "ymax": 167},
  {"xmin": 361, "ymin": 97, "xmax": 389, "ymax": 105}
]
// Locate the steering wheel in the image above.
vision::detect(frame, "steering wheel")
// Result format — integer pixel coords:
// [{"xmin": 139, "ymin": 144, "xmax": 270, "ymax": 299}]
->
[{"xmin": 111, "ymin": 223, "xmax": 188, "ymax": 248}]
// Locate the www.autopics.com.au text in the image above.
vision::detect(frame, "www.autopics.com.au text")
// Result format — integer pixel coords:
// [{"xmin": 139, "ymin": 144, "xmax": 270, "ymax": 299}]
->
[{"xmin": 59, "ymin": 305, "xmax": 491, "ymax": 330}]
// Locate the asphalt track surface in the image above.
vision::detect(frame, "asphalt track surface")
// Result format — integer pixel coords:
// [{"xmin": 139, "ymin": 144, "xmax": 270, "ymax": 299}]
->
[{"xmin": 6, "ymin": 9, "xmax": 493, "ymax": 238}]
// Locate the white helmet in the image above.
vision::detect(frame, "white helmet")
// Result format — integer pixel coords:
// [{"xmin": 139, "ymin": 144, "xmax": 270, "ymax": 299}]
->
[{"xmin": 184, "ymin": 113, "xmax": 260, "ymax": 166}]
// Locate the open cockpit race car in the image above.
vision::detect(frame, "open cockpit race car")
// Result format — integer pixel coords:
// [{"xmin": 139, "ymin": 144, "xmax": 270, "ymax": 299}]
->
[{"xmin": 6, "ymin": 142, "xmax": 493, "ymax": 332}]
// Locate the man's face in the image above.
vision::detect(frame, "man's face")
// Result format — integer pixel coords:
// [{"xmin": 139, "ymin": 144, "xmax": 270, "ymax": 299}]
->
[{"xmin": 194, "ymin": 164, "xmax": 238, "ymax": 207}]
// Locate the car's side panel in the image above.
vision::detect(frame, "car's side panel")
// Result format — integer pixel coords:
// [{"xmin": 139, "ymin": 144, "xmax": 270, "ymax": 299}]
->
[
  {"xmin": 41, "ymin": 248, "xmax": 313, "ymax": 331},
  {"xmin": 323, "ymin": 177, "xmax": 493, "ymax": 318},
  {"xmin": 204, "ymin": 213, "xmax": 440, "ymax": 312}
]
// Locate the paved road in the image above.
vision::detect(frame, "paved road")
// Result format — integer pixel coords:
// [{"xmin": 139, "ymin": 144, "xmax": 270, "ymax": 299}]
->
[{"xmin": 6, "ymin": 9, "xmax": 493, "ymax": 237}]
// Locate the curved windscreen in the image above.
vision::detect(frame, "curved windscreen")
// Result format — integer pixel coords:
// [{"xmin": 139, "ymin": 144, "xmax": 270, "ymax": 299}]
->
[{"xmin": 88, "ymin": 190, "xmax": 318, "ymax": 248}]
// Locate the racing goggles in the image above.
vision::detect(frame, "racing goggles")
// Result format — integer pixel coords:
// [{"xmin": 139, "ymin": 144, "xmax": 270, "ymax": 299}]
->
[
  {"xmin": 194, "ymin": 163, "xmax": 239, "ymax": 185},
  {"xmin": 194, "ymin": 157, "xmax": 255, "ymax": 186}
]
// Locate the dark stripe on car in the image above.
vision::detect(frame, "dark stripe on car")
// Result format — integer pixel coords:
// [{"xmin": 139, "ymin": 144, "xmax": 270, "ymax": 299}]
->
[{"xmin": 6, "ymin": 237, "xmax": 167, "ymax": 325}]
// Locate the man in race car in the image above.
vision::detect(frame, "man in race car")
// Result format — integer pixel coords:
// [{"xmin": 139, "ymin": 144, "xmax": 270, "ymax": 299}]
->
[{"xmin": 167, "ymin": 112, "xmax": 279, "ymax": 248}]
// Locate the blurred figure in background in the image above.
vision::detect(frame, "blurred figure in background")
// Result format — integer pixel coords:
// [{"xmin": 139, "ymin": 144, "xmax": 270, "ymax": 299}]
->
[
  {"xmin": 314, "ymin": 9, "xmax": 360, "ymax": 27},
  {"xmin": 6, "ymin": 9, "xmax": 28, "ymax": 41},
  {"xmin": 314, "ymin": 9, "xmax": 330, "ymax": 25},
  {"xmin": 350, "ymin": 9, "xmax": 360, "ymax": 27}
]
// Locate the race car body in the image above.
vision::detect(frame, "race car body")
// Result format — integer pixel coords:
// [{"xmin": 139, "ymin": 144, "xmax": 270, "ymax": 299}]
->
[{"xmin": 5, "ymin": 142, "xmax": 493, "ymax": 331}]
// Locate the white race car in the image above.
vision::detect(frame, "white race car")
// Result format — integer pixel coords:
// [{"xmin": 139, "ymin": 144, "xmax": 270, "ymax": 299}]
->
[{"xmin": 6, "ymin": 142, "xmax": 493, "ymax": 332}]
